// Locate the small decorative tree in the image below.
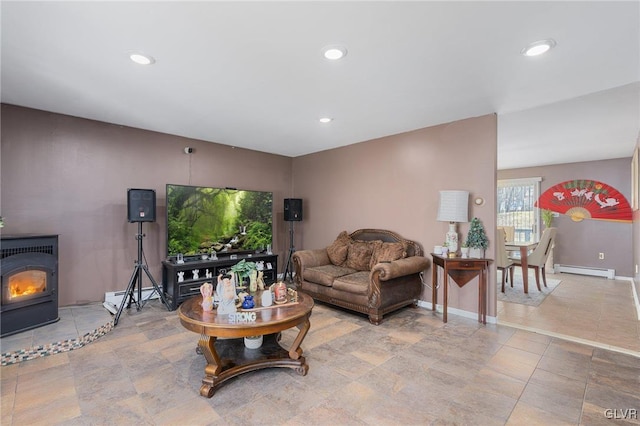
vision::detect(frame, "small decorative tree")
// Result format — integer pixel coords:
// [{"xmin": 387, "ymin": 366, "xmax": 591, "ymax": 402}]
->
[{"xmin": 466, "ymin": 217, "xmax": 489, "ymax": 258}]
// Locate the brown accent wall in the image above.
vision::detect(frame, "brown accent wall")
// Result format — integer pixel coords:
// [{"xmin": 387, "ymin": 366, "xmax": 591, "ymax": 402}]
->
[
  {"xmin": 292, "ymin": 114, "xmax": 498, "ymax": 317},
  {"xmin": 1, "ymin": 105, "xmax": 292, "ymax": 306},
  {"xmin": 499, "ymin": 158, "xmax": 634, "ymax": 277}
]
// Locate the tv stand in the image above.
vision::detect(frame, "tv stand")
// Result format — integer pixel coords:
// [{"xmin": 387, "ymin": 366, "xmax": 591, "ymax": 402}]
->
[{"xmin": 162, "ymin": 253, "xmax": 278, "ymax": 310}]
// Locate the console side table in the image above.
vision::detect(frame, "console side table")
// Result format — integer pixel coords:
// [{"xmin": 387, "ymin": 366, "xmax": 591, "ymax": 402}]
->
[{"xmin": 430, "ymin": 254, "xmax": 492, "ymax": 324}]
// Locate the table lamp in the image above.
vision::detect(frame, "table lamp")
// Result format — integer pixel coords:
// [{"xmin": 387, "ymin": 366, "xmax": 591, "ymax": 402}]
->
[{"xmin": 436, "ymin": 190, "xmax": 469, "ymax": 255}]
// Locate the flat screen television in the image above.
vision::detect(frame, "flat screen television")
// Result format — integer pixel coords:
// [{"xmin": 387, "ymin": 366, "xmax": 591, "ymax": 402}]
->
[{"xmin": 166, "ymin": 184, "xmax": 273, "ymax": 258}]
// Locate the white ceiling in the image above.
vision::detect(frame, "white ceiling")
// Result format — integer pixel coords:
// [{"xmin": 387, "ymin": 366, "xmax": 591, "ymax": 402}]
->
[{"xmin": 2, "ymin": 1, "xmax": 639, "ymax": 170}]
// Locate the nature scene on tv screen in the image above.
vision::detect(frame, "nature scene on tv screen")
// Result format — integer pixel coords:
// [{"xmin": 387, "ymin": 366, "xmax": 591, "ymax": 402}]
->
[{"xmin": 167, "ymin": 185, "xmax": 272, "ymax": 256}]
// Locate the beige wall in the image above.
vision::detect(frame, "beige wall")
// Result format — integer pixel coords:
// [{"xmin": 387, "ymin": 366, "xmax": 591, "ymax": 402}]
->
[
  {"xmin": 1, "ymin": 105, "xmax": 499, "ymax": 319},
  {"xmin": 292, "ymin": 114, "xmax": 498, "ymax": 316},
  {"xmin": 1, "ymin": 105, "xmax": 292, "ymax": 306},
  {"xmin": 499, "ymin": 158, "xmax": 634, "ymax": 277}
]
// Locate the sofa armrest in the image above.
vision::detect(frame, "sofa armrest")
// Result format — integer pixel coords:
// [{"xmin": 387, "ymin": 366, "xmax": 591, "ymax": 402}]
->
[
  {"xmin": 371, "ymin": 256, "xmax": 430, "ymax": 281},
  {"xmin": 368, "ymin": 256, "xmax": 430, "ymax": 309},
  {"xmin": 293, "ymin": 249, "xmax": 331, "ymax": 269},
  {"xmin": 292, "ymin": 249, "xmax": 331, "ymax": 288}
]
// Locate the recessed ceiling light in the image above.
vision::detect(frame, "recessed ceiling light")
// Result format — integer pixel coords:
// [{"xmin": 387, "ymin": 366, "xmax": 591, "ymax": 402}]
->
[
  {"xmin": 321, "ymin": 45, "xmax": 347, "ymax": 60},
  {"xmin": 319, "ymin": 117, "xmax": 333, "ymax": 123},
  {"xmin": 130, "ymin": 53, "xmax": 155, "ymax": 65},
  {"xmin": 521, "ymin": 39, "xmax": 556, "ymax": 57}
]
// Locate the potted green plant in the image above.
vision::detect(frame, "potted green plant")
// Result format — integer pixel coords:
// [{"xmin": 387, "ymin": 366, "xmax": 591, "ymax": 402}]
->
[
  {"xmin": 466, "ymin": 217, "xmax": 489, "ymax": 258},
  {"xmin": 441, "ymin": 241, "xmax": 449, "ymax": 257},
  {"xmin": 460, "ymin": 241, "xmax": 470, "ymax": 258},
  {"xmin": 541, "ymin": 209, "xmax": 555, "ymax": 271},
  {"xmin": 541, "ymin": 209, "xmax": 554, "ymax": 228},
  {"xmin": 229, "ymin": 259, "xmax": 257, "ymax": 290}
]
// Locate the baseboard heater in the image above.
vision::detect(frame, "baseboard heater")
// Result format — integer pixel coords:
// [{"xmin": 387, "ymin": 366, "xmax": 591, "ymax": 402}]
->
[
  {"xmin": 554, "ymin": 264, "xmax": 615, "ymax": 279},
  {"xmin": 104, "ymin": 286, "xmax": 161, "ymax": 306}
]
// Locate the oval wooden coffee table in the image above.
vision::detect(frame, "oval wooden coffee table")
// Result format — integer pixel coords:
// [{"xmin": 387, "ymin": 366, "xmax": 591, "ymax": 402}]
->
[{"xmin": 178, "ymin": 291, "xmax": 314, "ymax": 398}]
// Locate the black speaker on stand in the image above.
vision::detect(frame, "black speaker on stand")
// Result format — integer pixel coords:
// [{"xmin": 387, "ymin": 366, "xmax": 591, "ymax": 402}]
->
[
  {"xmin": 283, "ymin": 198, "xmax": 302, "ymax": 282},
  {"xmin": 127, "ymin": 188, "xmax": 156, "ymax": 222},
  {"xmin": 115, "ymin": 189, "xmax": 170, "ymax": 325}
]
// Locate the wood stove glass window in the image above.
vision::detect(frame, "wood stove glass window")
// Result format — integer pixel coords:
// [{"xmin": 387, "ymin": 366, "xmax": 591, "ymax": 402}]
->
[{"xmin": 5, "ymin": 269, "xmax": 47, "ymax": 303}]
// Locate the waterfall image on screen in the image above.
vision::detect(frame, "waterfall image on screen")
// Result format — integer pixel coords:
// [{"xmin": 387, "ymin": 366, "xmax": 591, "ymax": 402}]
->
[{"xmin": 166, "ymin": 184, "xmax": 273, "ymax": 257}]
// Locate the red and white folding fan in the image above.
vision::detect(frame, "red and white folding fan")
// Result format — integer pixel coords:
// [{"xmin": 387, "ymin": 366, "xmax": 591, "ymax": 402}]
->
[{"xmin": 535, "ymin": 179, "xmax": 632, "ymax": 223}]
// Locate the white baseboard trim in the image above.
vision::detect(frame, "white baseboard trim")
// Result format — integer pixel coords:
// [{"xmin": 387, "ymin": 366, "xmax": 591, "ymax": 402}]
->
[
  {"xmin": 104, "ymin": 287, "xmax": 160, "ymax": 306},
  {"xmin": 416, "ymin": 300, "xmax": 497, "ymax": 324},
  {"xmin": 554, "ymin": 264, "xmax": 615, "ymax": 279}
]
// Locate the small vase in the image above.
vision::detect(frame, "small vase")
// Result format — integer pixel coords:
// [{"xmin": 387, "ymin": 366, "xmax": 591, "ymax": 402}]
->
[
  {"xmin": 244, "ymin": 335, "xmax": 263, "ymax": 349},
  {"xmin": 460, "ymin": 247, "xmax": 470, "ymax": 258},
  {"xmin": 241, "ymin": 295, "xmax": 255, "ymax": 309}
]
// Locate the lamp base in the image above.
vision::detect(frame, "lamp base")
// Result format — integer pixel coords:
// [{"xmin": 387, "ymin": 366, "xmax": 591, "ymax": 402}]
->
[{"xmin": 445, "ymin": 222, "xmax": 459, "ymax": 254}]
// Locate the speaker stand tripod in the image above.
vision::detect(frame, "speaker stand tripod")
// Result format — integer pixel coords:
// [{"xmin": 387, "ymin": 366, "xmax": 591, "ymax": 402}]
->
[
  {"xmin": 114, "ymin": 222, "xmax": 170, "ymax": 326},
  {"xmin": 283, "ymin": 220, "xmax": 295, "ymax": 282}
]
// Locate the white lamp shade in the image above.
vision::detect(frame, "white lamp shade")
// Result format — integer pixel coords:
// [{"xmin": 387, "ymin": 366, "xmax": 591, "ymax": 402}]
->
[{"xmin": 437, "ymin": 190, "xmax": 469, "ymax": 223}]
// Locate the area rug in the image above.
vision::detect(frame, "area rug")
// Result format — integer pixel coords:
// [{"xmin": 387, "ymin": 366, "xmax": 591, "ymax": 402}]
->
[{"xmin": 497, "ymin": 272, "xmax": 561, "ymax": 307}]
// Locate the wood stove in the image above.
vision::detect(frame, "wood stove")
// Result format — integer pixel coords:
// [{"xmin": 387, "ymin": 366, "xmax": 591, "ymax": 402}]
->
[{"xmin": 1, "ymin": 234, "xmax": 59, "ymax": 337}]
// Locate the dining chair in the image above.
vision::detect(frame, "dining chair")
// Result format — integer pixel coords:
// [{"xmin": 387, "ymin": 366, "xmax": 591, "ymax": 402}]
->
[
  {"xmin": 496, "ymin": 228, "xmax": 515, "ymax": 292},
  {"xmin": 497, "ymin": 226, "xmax": 515, "ymax": 243},
  {"xmin": 511, "ymin": 227, "xmax": 557, "ymax": 291}
]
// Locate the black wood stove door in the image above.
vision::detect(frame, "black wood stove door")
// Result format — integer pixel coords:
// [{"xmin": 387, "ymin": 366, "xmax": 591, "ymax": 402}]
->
[
  {"xmin": 1, "ymin": 252, "xmax": 57, "ymax": 309},
  {"xmin": 1, "ymin": 251, "xmax": 59, "ymax": 337}
]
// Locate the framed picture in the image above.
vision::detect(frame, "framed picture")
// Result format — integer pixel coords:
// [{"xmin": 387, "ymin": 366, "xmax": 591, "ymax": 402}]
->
[{"xmin": 632, "ymin": 147, "xmax": 639, "ymax": 211}]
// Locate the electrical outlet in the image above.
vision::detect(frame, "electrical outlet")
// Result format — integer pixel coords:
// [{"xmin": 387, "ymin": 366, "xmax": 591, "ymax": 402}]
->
[{"xmin": 598, "ymin": 252, "xmax": 605, "ymax": 260}]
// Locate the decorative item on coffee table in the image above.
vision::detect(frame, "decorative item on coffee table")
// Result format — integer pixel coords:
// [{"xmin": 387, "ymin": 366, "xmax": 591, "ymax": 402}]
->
[
  {"xmin": 216, "ymin": 274, "xmax": 238, "ymax": 314},
  {"xmin": 229, "ymin": 259, "xmax": 257, "ymax": 291},
  {"xmin": 200, "ymin": 283, "xmax": 214, "ymax": 311},
  {"xmin": 466, "ymin": 217, "xmax": 489, "ymax": 258},
  {"xmin": 261, "ymin": 288, "xmax": 273, "ymax": 307},
  {"xmin": 274, "ymin": 281, "xmax": 288, "ymax": 304}
]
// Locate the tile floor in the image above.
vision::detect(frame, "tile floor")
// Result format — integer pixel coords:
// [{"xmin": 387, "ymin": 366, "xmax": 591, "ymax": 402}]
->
[
  {"xmin": 497, "ymin": 271, "xmax": 640, "ymax": 355},
  {"xmin": 1, "ymin": 272, "xmax": 639, "ymax": 425},
  {"xmin": 1, "ymin": 304, "xmax": 114, "ymax": 364}
]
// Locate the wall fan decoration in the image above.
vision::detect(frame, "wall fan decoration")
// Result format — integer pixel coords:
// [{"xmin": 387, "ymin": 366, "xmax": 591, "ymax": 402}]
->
[{"xmin": 535, "ymin": 179, "xmax": 632, "ymax": 223}]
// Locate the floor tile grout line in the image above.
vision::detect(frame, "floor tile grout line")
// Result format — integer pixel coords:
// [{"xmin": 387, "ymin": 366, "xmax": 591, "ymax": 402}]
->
[{"xmin": 498, "ymin": 320, "xmax": 640, "ymax": 359}]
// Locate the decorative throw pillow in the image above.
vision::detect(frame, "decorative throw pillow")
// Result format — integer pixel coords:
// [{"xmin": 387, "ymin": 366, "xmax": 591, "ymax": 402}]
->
[
  {"xmin": 369, "ymin": 241, "xmax": 408, "ymax": 269},
  {"xmin": 345, "ymin": 240, "xmax": 382, "ymax": 271},
  {"xmin": 326, "ymin": 231, "xmax": 351, "ymax": 265}
]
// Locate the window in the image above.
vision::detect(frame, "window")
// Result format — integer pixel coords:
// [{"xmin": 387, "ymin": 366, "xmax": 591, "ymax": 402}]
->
[{"xmin": 497, "ymin": 177, "xmax": 542, "ymax": 242}]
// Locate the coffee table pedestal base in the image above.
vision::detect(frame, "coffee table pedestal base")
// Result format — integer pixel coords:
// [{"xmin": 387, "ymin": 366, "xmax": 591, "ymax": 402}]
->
[{"xmin": 198, "ymin": 333, "xmax": 308, "ymax": 398}]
